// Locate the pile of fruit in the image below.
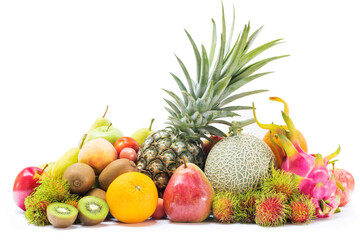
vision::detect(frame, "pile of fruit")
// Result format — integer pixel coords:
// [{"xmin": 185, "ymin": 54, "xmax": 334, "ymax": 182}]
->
[
  {"xmin": 13, "ymin": 108, "xmax": 161, "ymax": 227},
  {"xmin": 13, "ymin": 4, "xmax": 355, "ymax": 228}
]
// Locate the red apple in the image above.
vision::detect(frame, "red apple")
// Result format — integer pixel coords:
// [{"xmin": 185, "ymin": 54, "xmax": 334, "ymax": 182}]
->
[
  {"xmin": 330, "ymin": 168, "xmax": 355, "ymax": 207},
  {"xmin": 163, "ymin": 162, "xmax": 215, "ymax": 222},
  {"xmin": 151, "ymin": 198, "xmax": 165, "ymax": 219},
  {"xmin": 13, "ymin": 166, "xmax": 45, "ymax": 211},
  {"xmin": 203, "ymin": 135, "xmax": 223, "ymax": 157}
]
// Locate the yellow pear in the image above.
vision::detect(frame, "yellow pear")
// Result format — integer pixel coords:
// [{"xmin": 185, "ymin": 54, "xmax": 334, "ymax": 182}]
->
[
  {"xmin": 88, "ymin": 105, "xmax": 111, "ymax": 132},
  {"xmin": 51, "ymin": 134, "xmax": 87, "ymax": 178}
]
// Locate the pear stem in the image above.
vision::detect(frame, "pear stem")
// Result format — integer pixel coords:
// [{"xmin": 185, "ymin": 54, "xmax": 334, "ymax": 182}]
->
[
  {"xmin": 183, "ymin": 157, "xmax": 188, "ymax": 168},
  {"xmin": 78, "ymin": 133, "xmax": 87, "ymax": 149},
  {"xmin": 106, "ymin": 123, "xmax": 113, "ymax": 132},
  {"xmin": 149, "ymin": 118, "xmax": 155, "ymax": 131},
  {"xmin": 102, "ymin": 105, "xmax": 109, "ymax": 118}
]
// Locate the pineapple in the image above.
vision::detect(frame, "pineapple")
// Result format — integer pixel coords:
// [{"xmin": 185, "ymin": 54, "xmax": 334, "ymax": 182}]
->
[{"xmin": 136, "ymin": 5, "xmax": 288, "ymax": 195}]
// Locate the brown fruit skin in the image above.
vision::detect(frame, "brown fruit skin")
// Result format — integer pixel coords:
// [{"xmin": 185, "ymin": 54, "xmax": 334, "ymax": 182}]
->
[
  {"xmin": 86, "ymin": 188, "xmax": 106, "ymax": 201},
  {"xmin": 63, "ymin": 163, "xmax": 95, "ymax": 194},
  {"xmin": 99, "ymin": 158, "xmax": 138, "ymax": 190}
]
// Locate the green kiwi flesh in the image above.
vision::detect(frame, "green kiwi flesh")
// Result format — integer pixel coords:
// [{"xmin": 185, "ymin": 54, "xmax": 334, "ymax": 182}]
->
[
  {"xmin": 78, "ymin": 196, "xmax": 109, "ymax": 226},
  {"xmin": 47, "ymin": 203, "xmax": 78, "ymax": 228}
]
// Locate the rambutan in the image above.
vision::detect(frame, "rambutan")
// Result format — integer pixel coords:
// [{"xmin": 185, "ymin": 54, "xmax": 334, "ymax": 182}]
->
[
  {"xmin": 255, "ymin": 193, "xmax": 289, "ymax": 227},
  {"xmin": 24, "ymin": 176, "xmax": 78, "ymax": 226},
  {"xmin": 38, "ymin": 199, "xmax": 52, "ymax": 212},
  {"xmin": 236, "ymin": 190, "xmax": 261, "ymax": 223},
  {"xmin": 288, "ymin": 194, "xmax": 316, "ymax": 224},
  {"xmin": 212, "ymin": 191, "xmax": 238, "ymax": 223},
  {"xmin": 62, "ymin": 194, "xmax": 80, "ymax": 209},
  {"xmin": 261, "ymin": 167, "xmax": 298, "ymax": 201},
  {"xmin": 35, "ymin": 177, "xmax": 70, "ymax": 201},
  {"xmin": 24, "ymin": 194, "xmax": 51, "ymax": 226}
]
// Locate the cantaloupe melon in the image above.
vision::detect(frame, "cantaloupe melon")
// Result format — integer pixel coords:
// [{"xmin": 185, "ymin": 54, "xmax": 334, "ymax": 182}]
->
[{"xmin": 204, "ymin": 134, "xmax": 275, "ymax": 193}]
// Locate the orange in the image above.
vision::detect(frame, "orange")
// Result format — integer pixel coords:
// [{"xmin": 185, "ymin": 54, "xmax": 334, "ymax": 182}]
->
[
  {"xmin": 263, "ymin": 126, "xmax": 308, "ymax": 169},
  {"xmin": 106, "ymin": 172, "xmax": 158, "ymax": 223}
]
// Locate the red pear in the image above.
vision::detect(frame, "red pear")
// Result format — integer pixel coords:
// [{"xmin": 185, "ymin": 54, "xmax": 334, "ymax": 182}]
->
[{"xmin": 163, "ymin": 162, "xmax": 214, "ymax": 222}]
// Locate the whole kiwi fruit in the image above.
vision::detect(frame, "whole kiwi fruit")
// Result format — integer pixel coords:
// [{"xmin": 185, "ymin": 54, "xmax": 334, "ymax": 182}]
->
[
  {"xmin": 63, "ymin": 163, "xmax": 95, "ymax": 194},
  {"xmin": 78, "ymin": 196, "xmax": 109, "ymax": 226},
  {"xmin": 99, "ymin": 158, "xmax": 138, "ymax": 190},
  {"xmin": 86, "ymin": 188, "xmax": 106, "ymax": 201},
  {"xmin": 47, "ymin": 202, "xmax": 78, "ymax": 228}
]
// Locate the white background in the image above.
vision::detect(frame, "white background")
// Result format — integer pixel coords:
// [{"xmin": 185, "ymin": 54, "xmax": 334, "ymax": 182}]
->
[{"xmin": 1, "ymin": 0, "xmax": 359, "ymax": 239}]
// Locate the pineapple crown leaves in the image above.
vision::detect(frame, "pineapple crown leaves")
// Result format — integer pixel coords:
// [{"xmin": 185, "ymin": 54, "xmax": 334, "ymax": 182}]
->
[{"xmin": 163, "ymin": 4, "xmax": 288, "ymax": 139}]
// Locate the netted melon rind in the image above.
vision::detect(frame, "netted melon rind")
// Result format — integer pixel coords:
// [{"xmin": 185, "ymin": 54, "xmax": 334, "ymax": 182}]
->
[{"xmin": 204, "ymin": 134, "xmax": 275, "ymax": 193}]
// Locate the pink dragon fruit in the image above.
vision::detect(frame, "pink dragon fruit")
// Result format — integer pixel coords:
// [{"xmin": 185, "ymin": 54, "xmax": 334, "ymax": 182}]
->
[{"xmin": 252, "ymin": 98, "xmax": 341, "ymax": 218}]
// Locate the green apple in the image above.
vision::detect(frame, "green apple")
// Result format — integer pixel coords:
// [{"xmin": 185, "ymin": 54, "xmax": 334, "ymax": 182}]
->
[
  {"xmin": 131, "ymin": 118, "xmax": 155, "ymax": 146},
  {"xmin": 85, "ymin": 123, "xmax": 123, "ymax": 145}
]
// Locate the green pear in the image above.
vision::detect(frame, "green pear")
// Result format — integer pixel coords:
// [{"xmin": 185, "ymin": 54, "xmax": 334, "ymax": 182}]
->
[
  {"xmin": 51, "ymin": 134, "xmax": 87, "ymax": 178},
  {"xmin": 88, "ymin": 105, "xmax": 111, "ymax": 132},
  {"xmin": 85, "ymin": 123, "xmax": 123, "ymax": 145},
  {"xmin": 131, "ymin": 118, "xmax": 155, "ymax": 146}
]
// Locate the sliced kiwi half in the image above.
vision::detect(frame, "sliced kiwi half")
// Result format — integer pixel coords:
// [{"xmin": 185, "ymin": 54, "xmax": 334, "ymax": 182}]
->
[
  {"xmin": 78, "ymin": 196, "xmax": 109, "ymax": 226},
  {"xmin": 47, "ymin": 202, "xmax": 78, "ymax": 228}
]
